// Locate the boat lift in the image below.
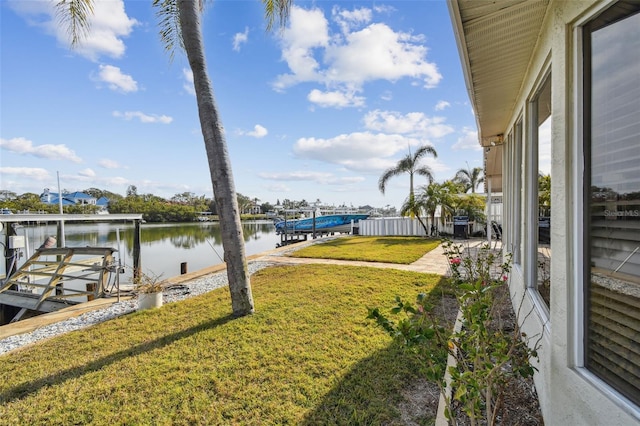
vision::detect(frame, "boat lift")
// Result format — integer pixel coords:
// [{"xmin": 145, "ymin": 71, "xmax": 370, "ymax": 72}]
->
[
  {"xmin": 0, "ymin": 247, "xmax": 116, "ymax": 323},
  {"xmin": 0, "ymin": 214, "xmax": 143, "ymax": 324}
]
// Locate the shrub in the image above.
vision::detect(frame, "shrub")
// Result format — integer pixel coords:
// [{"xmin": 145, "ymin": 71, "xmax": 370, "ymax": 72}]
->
[{"xmin": 368, "ymin": 240, "xmax": 541, "ymax": 425}]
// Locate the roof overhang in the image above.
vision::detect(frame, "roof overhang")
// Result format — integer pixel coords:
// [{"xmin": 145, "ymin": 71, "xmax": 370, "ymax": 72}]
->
[{"xmin": 447, "ymin": 0, "xmax": 550, "ymax": 192}]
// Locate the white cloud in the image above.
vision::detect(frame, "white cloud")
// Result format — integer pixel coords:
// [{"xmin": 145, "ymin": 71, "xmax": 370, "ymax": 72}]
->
[
  {"xmin": 260, "ymin": 171, "xmax": 333, "ymax": 181},
  {"xmin": 363, "ymin": 110, "xmax": 454, "ymax": 138},
  {"xmin": 78, "ymin": 168, "xmax": 96, "ymax": 177},
  {"xmin": 273, "ymin": 7, "xmax": 329, "ymax": 91},
  {"xmin": 265, "ymin": 183, "xmax": 291, "ymax": 193},
  {"xmin": 9, "ymin": 0, "xmax": 138, "ymax": 61},
  {"xmin": 273, "ymin": 5, "xmax": 442, "ymax": 105},
  {"xmin": 0, "ymin": 137, "xmax": 82, "ymax": 163},
  {"xmin": 451, "ymin": 127, "xmax": 481, "ymax": 151},
  {"xmin": 0, "ymin": 167, "xmax": 50, "ymax": 180},
  {"xmin": 237, "ymin": 125, "xmax": 268, "ymax": 138},
  {"xmin": 325, "ymin": 23, "xmax": 438, "ymax": 87},
  {"xmin": 373, "ymin": 5, "xmax": 396, "ymax": 15},
  {"xmin": 112, "ymin": 111, "xmax": 173, "ymax": 124},
  {"xmin": 307, "ymin": 89, "xmax": 365, "ymax": 108},
  {"xmin": 435, "ymin": 100, "xmax": 450, "ymax": 111},
  {"xmin": 332, "ymin": 6, "xmax": 372, "ymax": 33},
  {"xmin": 95, "ymin": 64, "xmax": 138, "ymax": 92},
  {"xmin": 182, "ymin": 68, "xmax": 196, "ymax": 96},
  {"xmin": 233, "ymin": 27, "xmax": 249, "ymax": 51},
  {"xmin": 98, "ymin": 158, "xmax": 125, "ymax": 169},
  {"xmin": 248, "ymin": 125, "xmax": 268, "ymax": 138},
  {"xmin": 104, "ymin": 176, "xmax": 129, "ymax": 186},
  {"xmin": 293, "ymin": 131, "xmax": 424, "ymax": 172},
  {"xmin": 259, "ymin": 171, "xmax": 365, "ymax": 185}
]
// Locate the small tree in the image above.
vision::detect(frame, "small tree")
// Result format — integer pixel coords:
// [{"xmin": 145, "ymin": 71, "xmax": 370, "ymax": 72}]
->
[{"xmin": 368, "ymin": 241, "xmax": 541, "ymax": 425}]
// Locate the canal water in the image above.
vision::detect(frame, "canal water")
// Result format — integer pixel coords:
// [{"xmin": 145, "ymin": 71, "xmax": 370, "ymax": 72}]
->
[{"xmin": 3, "ymin": 220, "xmax": 279, "ymax": 285}]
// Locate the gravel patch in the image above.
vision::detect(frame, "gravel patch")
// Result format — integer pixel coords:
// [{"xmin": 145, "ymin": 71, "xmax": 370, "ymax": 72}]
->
[{"xmin": 0, "ymin": 261, "xmax": 273, "ymax": 356}]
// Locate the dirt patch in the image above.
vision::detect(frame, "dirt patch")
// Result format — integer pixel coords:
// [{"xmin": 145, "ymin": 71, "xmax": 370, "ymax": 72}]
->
[{"xmin": 399, "ymin": 378, "xmax": 441, "ymax": 425}]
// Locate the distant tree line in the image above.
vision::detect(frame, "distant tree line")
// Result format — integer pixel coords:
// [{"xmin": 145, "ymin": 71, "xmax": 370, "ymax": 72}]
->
[{"xmin": 0, "ymin": 187, "xmax": 276, "ymax": 223}]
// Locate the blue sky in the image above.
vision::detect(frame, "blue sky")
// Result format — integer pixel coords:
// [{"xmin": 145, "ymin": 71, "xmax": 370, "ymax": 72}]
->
[{"xmin": 1, "ymin": 0, "xmax": 483, "ymax": 210}]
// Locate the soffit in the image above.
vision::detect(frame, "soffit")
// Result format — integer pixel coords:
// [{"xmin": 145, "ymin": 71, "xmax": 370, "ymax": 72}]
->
[
  {"xmin": 449, "ymin": 0, "xmax": 549, "ymax": 146},
  {"xmin": 484, "ymin": 145, "xmax": 503, "ymax": 193}
]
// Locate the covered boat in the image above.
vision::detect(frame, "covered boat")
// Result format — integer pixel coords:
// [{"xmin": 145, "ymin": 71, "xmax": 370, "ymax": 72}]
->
[{"xmin": 274, "ymin": 214, "xmax": 369, "ymax": 235}]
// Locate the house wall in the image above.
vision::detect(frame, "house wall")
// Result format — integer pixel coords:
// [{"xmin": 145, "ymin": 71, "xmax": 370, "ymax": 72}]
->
[{"xmin": 501, "ymin": 1, "xmax": 639, "ymax": 424}]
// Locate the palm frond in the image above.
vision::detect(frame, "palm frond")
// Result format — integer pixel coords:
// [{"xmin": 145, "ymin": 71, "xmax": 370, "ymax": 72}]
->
[
  {"xmin": 263, "ymin": 0, "xmax": 292, "ymax": 32},
  {"xmin": 413, "ymin": 144, "xmax": 438, "ymax": 160},
  {"xmin": 378, "ymin": 167, "xmax": 404, "ymax": 194},
  {"xmin": 415, "ymin": 166, "xmax": 435, "ymax": 184},
  {"xmin": 153, "ymin": 0, "xmax": 183, "ymax": 61},
  {"xmin": 55, "ymin": 0, "xmax": 94, "ymax": 47}
]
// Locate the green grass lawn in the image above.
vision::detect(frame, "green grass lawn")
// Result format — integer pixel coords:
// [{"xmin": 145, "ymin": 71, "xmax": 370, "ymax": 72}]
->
[
  {"xmin": 290, "ymin": 236, "xmax": 441, "ymax": 264},
  {"xmin": 0, "ymin": 264, "xmax": 449, "ymax": 425}
]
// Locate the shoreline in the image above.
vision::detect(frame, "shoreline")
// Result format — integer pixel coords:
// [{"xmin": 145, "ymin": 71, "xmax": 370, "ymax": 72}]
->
[{"xmin": 0, "ymin": 237, "xmax": 330, "ymax": 354}]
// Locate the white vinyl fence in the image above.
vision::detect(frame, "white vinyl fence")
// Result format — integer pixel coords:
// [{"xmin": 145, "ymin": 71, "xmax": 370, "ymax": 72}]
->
[
  {"xmin": 359, "ymin": 217, "xmax": 485, "ymax": 237},
  {"xmin": 359, "ymin": 217, "xmax": 428, "ymax": 236}
]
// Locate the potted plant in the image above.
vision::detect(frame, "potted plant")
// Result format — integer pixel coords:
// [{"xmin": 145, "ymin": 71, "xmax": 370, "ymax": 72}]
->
[{"xmin": 135, "ymin": 272, "xmax": 165, "ymax": 310}]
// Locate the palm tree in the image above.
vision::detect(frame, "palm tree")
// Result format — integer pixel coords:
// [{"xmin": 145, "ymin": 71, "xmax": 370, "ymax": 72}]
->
[
  {"xmin": 436, "ymin": 179, "xmax": 464, "ymax": 227},
  {"xmin": 400, "ymin": 193, "xmax": 429, "ymax": 235},
  {"xmin": 456, "ymin": 193, "xmax": 486, "ymax": 224},
  {"xmin": 57, "ymin": 0, "xmax": 292, "ymax": 317},
  {"xmin": 538, "ymin": 173, "xmax": 551, "ymax": 217},
  {"xmin": 378, "ymin": 145, "xmax": 438, "ymax": 200},
  {"xmin": 455, "ymin": 166, "xmax": 484, "ymax": 193},
  {"xmin": 419, "ymin": 182, "xmax": 445, "ymax": 234}
]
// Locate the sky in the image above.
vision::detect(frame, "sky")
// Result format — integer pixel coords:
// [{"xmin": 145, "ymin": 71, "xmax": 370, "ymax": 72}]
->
[{"xmin": 0, "ymin": 0, "xmax": 484, "ymax": 210}]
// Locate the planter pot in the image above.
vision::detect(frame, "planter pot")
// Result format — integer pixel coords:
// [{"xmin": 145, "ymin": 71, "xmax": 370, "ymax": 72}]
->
[{"xmin": 138, "ymin": 291, "xmax": 163, "ymax": 310}]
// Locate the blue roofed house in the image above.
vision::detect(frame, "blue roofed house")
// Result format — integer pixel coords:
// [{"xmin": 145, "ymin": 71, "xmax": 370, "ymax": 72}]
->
[
  {"xmin": 447, "ymin": 0, "xmax": 639, "ymax": 424},
  {"xmin": 96, "ymin": 197, "xmax": 110, "ymax": 214},
  {"xmin": 40, "ymin": 188, "xmax": 109, "ymax": 213}
]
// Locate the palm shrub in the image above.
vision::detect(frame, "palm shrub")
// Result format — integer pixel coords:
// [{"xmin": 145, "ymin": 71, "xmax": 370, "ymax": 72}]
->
[{"xmin": 368, "ymin": 240, "xmax": 540, "ymax": 425}]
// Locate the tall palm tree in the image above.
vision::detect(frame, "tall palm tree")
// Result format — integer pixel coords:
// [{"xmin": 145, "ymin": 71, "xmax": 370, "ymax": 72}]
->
[
  {"xmin": 455, "ymin": 166, "xmax": 484, "ymax": 193},
  {"xmin": 57, "ymin": 0, "xmax": 292, "ymax": 317},
  {"xmin": 378, "ymin": 145, "xmax": 438, "ymax": 200}
]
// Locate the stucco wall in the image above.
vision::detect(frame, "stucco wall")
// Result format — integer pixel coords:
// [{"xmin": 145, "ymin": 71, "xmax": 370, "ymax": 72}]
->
[{"xmin": 502, "ymin": 0, "xmax": 640, "ymax": 424}]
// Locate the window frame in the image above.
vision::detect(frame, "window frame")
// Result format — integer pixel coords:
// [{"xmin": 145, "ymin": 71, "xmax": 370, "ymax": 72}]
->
[
  {"xmin": 526, "ymin": 65, "xmax": 552, "ymax": 319},
  {"xmin": 577, "ymin": 0, "xmax": 640, "ymax": 411},
  {"xmin": 514, "ymin": 118, "xmax": 523, "ymax": 267}
]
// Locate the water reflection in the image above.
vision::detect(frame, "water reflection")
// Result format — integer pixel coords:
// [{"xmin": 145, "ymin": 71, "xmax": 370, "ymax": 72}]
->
[{"xmin": 5, "ymin": 221, "xmax": 279, "ymax": 282}]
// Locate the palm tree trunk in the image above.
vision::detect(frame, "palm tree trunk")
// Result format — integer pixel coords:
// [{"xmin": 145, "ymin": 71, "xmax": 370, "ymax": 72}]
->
[
  {"xmin": 409, "ymin": 172, "xmax": 414, "ymax": 198},
  {"xmin": 179, "ymin": 0, "xmax": 254, "ymax": 316}
]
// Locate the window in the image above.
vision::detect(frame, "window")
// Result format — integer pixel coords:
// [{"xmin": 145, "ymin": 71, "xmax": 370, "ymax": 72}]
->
[
  {"xmin": 584, "ymin": 1, "xmax": 640, "ymax": 406},
  {"xmin": 514, "ymin": 119, "xmax": 523, "ymax": 266},
  {"xmin": 530, "ymin": 73, "xmax": 552, "ymax": 308}
]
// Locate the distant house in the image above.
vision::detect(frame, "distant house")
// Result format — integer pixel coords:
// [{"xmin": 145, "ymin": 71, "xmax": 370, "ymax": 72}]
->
[
  {"xmin": 40, "ymin": 189, "xmax": 109, "ymax": 212},
  {"xmin": 96, "ymin": 197, "xmax": 109, "ymax": 208}
]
